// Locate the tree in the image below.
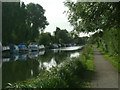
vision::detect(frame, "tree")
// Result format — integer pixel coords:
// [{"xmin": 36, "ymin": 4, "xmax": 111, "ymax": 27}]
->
[
  {"xmin": 54, "ymin": 27, "xmax": 72, "ymax": 44},
  {"xmin": 38, "ymin": 32, "xmax": 52, "ymax": 46},
  {"xmin": 64, "ymin": 2, "xmax": 120, "ymax": 33},
  {"xmin": 2, "ymin": 2, "xmax": 26, "ymax": 45},
  {"xmin": 64, "ymin": 2, "xmax": 119, "ymax": 56},
  {"xmin": 2, "ymin": 2, "xmax": 49, "ymax": 45},
  {"xmin": 26, "ymin": 3, "xmax": 49, "ymax": 41}
]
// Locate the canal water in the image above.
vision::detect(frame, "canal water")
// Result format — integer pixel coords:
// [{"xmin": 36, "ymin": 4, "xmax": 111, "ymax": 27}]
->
[{"xmin": 2, "ymin": 46, "xmax": 82, "ymax": 88}]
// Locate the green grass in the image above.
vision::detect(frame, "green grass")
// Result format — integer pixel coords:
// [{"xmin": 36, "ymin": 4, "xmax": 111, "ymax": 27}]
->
[
  {"xmin": 85, "ymin": 58, "xmax": 94, "ymax": 71},
  {"xmin": 80, "ymin": 45, "xmax": 95, "ymax": 71}
]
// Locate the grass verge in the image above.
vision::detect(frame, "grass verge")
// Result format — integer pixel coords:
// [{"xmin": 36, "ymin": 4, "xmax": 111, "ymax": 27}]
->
[{"xmin": 80, "ymin": 45, "xmax": 94, "ymax": 71}]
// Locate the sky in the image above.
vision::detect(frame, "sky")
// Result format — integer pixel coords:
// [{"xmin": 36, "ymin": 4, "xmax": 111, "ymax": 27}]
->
[{"xmin": 21, "ymin": 0, "xmax": 92, "ymax": 37}]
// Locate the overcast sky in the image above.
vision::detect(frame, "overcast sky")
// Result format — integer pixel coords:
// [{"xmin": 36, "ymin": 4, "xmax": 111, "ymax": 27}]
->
[
  {"xmin": 21, "ymin": 0, "xmax": 92, "ymax": 37},
  {"xmin": 21, "ymin": 0, "xmax": 72, "ymax": 33}
]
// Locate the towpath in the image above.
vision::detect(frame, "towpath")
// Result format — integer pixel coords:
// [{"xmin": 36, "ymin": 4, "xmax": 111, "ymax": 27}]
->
[{"xmin": 91, "ymin": 48, "xmax": 119, "ymax": 88}]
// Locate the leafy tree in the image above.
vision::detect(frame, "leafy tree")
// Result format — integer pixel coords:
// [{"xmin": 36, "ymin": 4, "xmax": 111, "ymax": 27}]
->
[
  {"xmin": 26, "ymin": 3, "xmax": 49, "ymax": 41},
  {"xmin": 2, "ymin": 2, "xmax": 49, "ymax": 45},
  {"xmin": 64, "ymin": 2, "xmax": 119, "ymax": 56},
  {"xmin": 54, "ymin": 27, "xmax": 73, "ymax": 44},
  {"xmin": 64, "ymin": 2, "xmax": 120, "ymax": 33},
  {"xmin": 2, "ymin": 2, "xmax": 21, "ymax": 45},
  {"xmin": 38, "ymin": 32, "xmax": 52, "ymax": 46}
]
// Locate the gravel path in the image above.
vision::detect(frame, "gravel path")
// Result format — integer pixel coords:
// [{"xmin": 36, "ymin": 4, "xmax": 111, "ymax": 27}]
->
[{"xmin": 91, "ymin": 48, "xmax": 119, "ymax": 88}]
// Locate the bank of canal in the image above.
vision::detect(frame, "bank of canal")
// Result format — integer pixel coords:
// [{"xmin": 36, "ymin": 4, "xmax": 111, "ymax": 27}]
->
[{"xmin": 3, "ymin": 46, "xmax": 84, "ymax": 88}]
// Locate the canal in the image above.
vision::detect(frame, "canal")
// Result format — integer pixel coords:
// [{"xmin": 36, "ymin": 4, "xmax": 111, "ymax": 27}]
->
[{"xmin": 2, "ymin": 46, "xmax": 83, "ymax": 88}]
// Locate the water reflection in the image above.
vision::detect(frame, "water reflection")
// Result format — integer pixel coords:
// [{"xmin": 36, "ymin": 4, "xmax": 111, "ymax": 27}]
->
[
  {"xmin": 17, "ymin": 54, "xmax": 27, "ymax": 60},
  {"xmin": 2, "ymin": 59, "xmax": 40, "ymax": 88},
  {"xmin": 43, "ymin": 57, "xmax": 57, "ymax": 71},
  {"xmin": 2, "ymin": 50, "xmax": 45, "ymax": 62},
  {"xmin": 2, "ymin": 48, "xmax": 81, "ymax": 88},
  {"xmin": 70, "ymin": 52, "xmax": 80, "ymax": 58}
]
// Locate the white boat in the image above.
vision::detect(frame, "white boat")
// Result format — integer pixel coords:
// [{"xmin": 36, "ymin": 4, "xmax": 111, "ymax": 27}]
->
[
  {"xmin": 28, "ymin": 42, "xmax": 39, "ymax": 52},
  {"xmin": 38, "ymin": 45, "xmax": 45, "ymax": 50},
  {"xmin": 12, "ymin": 45, "xmax": 19, "ymax": 53},
  {"xmin": 18, "ymin": 44, "xmax": 27, "ymax": 52},
  {"xmin": 2, "ymin": 46, "xmax": 10, "ymax": 51}
]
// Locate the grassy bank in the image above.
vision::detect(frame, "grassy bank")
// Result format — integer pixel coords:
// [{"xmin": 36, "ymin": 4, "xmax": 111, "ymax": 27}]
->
[
  {"xmin": 6, "ymin": 45, "xmax": 94, "ymax": 88},
  {"xmin": 80, "ymin": 45, "xmax": 94, "ymax": 71},
  {"xmin": 98, "ymin": 47, "xmax": 119, "ymax": 72}
]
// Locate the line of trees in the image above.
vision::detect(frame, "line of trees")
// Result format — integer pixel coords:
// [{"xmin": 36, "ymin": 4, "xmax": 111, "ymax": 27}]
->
[
  {"xmin": 2, "ymin": 2, "xmax": 49, "ymax": 45},
  {"xmin": 37, "ymin": 27, "xmax": 88, "ymax": 46},
  {"xmin": 64, "ymin": 2, "xmax": 119, "ymax": 56},
  {"xmin": 2, "ymin": 2, "xmax": 88, "ymax": 46}
]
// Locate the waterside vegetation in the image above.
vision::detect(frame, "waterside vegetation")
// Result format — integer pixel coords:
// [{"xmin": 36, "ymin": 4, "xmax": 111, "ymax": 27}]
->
[{"xmin": 6, "ymin": 45, "xmax": 94, "ymax": 88}]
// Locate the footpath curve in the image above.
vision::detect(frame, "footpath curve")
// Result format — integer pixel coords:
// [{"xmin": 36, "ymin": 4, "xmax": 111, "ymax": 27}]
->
[{"xmin": 91, "ymin": 48, "xmax": 119, "ymax": 88}]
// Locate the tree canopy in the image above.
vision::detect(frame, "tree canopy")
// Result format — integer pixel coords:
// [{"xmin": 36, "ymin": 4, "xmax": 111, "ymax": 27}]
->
[
  {"xmin": 64, "ymin": 2, "xmax": 120, "ymax": 33},
  {"xmin": 64, "ymin": 2, "xmax": 119, "ymax": 56},
  {"xmin": 54, "ymin": 27, "xmax": 73, "ymax": 44},
  {"xmin": 2, "ymin": 2, "xmax": 49, "ymax": 45}
]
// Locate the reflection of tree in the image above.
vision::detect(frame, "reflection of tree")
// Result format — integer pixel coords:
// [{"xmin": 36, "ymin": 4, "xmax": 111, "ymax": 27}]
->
[
  {"xmin": 37, "ymin": 50, "xmax": 80, "ymax": 65},
  {"xmin": 54, "ymin": 51, "xmax": 69, "ymax": 64},
  {"xmin": 2, "ymin": 49, "xmax": 81, "ymax": 87},
  {"xmin": 38, "ymin": 50, "xmax": 70, "ymax": 64},
  {"xmin": 54, "ymin": 50, "xmax": 81, "ymax": 64},
  {"xmin": 2, "ymin": 59, "xmax": 39, "ymax": 88},
  {"xmin": 38, "ymin": 50, "xmax": 54, "ymax": 62}
]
